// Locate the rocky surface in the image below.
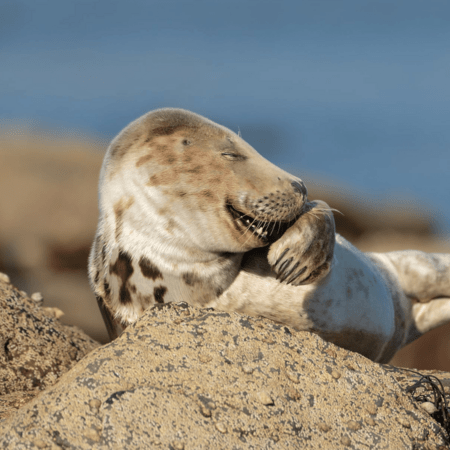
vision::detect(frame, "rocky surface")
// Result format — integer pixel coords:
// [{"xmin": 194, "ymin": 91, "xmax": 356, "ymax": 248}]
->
[
  {"xmin": 1, "ymin": 300, "xmax": 449, "ymax": 449},
  {"xmin": 0, "ymin": 274, "xmax": 99, "ymax": 420}
]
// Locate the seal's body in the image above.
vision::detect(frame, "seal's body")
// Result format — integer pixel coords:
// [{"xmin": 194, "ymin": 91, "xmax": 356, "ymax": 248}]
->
[{"xmin": 89, "ymin": 108, "xmax": 450, "ymax": 362}]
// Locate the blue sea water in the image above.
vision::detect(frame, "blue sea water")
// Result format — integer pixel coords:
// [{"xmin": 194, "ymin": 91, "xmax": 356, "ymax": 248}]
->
[{"xmin": 1, "ymin": 0, "xmax": 449, "ymax": 231}]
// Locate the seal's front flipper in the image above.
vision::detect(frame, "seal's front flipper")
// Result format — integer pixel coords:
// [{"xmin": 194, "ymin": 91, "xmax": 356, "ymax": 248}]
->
[
  {"xmin": 267, "ymin": 200, "xmax": 336, "ymax": 285},
  {"xmin": 96, "ymin": 295, "xmax": 126, "ymax": 341}
]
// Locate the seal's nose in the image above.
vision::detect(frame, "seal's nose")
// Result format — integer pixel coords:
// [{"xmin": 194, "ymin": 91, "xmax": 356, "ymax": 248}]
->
[{"xmin": 291, "ymin": 180, "xmax": 307, "ymax": 198}]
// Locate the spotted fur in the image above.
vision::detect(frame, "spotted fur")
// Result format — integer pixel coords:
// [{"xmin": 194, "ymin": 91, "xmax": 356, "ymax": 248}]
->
[{"xmin": 89, "ymin": 108, "xmax": 450, "ymax": 362}]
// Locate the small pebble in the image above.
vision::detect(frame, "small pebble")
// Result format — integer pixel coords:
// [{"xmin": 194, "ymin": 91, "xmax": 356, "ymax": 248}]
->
[
  {"xmin": 366, "ymin": 417, "xmax": 376, "ymax": 426},
  {"xmin": 34, "ymin": 439, "xmax": 47, "ymax": 449},
  {"xmin": 286, "ymin": 387, "xmax": 302, "ymax": 401},
  {"xmin": 84, "ymin": 428, "xmax": 100, "ymax": 442},
  {"xmin": 171, "ymin": 442, "xmax": 184, "ymax": 450},
  {"xmin": 258, "ymin": 391, "xmax": 274, "ymax": 406},
  {"xmin": 340, "ymin": 436, "xmax": 351, "ymax": 446},
  {"xmin": 317, "ymin": 422, "xmax": 331, "ymax": 432},
  {"xmin": 215, "ymin": 421, "xmax": 227, "ymax": 433},
  {"xmin": 420, "ymin": 401, "xmax": 438, "ymax": 414},
  {"xmin": 286, "ymin": 370, "xmax": 300, "ymax": 383},
  {"xmin": 365, "ymin": 403, "xmax": 378, "ymax": 415},
  {"xmin": 200, "ymin": 406, "xmax": 211, "ymax": 417},
  {"xmin": 270, "ymin": 433, "xmax": 280, "ymax": 442},
  {"xmin": 396, "ymin": 416, "xmax": 411, "ymax": 428},
  {"xmin": 331, "ymin": 370, "xmax": 341, "ymax": 380},
  {"xmin": 346, "ymin": 420, "xmax": 361, "ymax": 431},
  {"xmin": 242, "ymin": 365, "xmax": 254, "ymax": 374},
  {"xmin": 89, "ymin": 398, "xmax": 102, "ymax": 411},
  {"xmin": 325, "ymin": 348, "xmax": 337, "ymax": 359},
  {"xmin": 42, "ymin": 306, "xmax": 65, "ymax": 319},
  {"xmin": 31, "ymin": 292, "xmax": 44, "ymax": 303},
  {"xmin": 0, "ymin": 273, "xmax": 10, "ymax": 284},
  {"xmin": 69, "ymin": 348, "xmax": 78, "ymax": 361},
  {"xmin": 20, "ymin": 290, "xmax": 28, "ymax": 297},
  {"xmin": 198, "ymin": 354, "xmax": 212, "ymax": 363}
]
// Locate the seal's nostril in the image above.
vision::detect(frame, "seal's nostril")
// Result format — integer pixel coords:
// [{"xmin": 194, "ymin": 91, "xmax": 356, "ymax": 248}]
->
[{"xmin": 291, "ymin": 181, "xmax": 307, "ymax": 197}]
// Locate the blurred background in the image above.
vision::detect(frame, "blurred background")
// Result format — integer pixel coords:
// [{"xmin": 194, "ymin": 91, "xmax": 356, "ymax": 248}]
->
[{"xmin": 1, "ymin": 0, "xmax": 449, "ymax": 369}]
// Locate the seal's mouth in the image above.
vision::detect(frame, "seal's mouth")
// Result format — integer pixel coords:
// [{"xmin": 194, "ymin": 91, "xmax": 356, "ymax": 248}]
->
[{"xmin": 227, "ymin": 204, "xmax": 298, "ymax": 244}]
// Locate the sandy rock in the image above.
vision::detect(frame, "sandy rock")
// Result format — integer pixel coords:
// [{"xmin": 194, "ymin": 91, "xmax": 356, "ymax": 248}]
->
[
  {"xmin": 0, "ymin": 277, "xmax": 99, "ymax": 420},
  {"xmin": 1, "ymin": 302, "xmax": 448, "ymax": 449}
]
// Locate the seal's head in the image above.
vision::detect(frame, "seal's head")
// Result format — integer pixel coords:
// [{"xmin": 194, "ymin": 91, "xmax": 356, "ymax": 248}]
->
[{"xmin": 101, "ymin": 108, "xmax": 307, "ymax": 256}]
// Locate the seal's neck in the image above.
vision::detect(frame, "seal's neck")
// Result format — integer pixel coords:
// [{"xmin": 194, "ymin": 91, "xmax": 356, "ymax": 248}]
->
[{"xmin": 90, "ymin": 212, "xmax": 244, "ymax": 325}]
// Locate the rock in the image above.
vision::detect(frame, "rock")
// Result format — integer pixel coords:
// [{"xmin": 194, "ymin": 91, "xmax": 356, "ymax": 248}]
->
[
  {"xmin": 1, "ymin": 302, "xmax": 448, "ymax": 449},
  {"xmin": 0, "ymin": 277, "xmax": 99, "ymax": 420},
  {"xmin": 0, "ymin": 131, "xmax": 107, "ymax": 342},
  {"xmin": 420, "ymin": 401, "xmax": 438, "ymax": 415}
]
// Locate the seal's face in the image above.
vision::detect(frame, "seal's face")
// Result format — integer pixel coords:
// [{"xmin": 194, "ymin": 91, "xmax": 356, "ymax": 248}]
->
[{"xmin": 103, "ymin": 109, "xmax": 307, "ymax": 255}]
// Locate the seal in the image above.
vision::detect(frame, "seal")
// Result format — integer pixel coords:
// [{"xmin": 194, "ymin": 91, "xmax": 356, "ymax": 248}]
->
[{"xmin": 89, "ymin": 108, "xmax": 450, "ymax": 363}]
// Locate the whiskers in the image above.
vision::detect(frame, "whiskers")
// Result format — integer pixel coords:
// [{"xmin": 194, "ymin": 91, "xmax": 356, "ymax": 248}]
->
[{"xmin": 304, "ymin": 201, "xmax": 342, "ymax": 220}]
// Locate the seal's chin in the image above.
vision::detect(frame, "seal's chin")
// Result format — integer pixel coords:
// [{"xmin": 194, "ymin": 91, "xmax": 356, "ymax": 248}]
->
[{"xmin": 226, "ymin": 204, "xmax": 297, "ymax": 244}]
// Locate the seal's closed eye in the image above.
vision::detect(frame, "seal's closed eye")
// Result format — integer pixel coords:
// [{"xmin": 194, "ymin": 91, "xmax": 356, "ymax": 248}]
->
[{"xmin": 221, "ymin": 152, "xmax": 246, "ymax": 161}]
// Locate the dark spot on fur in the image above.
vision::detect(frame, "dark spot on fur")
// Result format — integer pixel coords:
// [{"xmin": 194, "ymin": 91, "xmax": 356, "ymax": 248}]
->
[
  {"xmin": 215, "ymin": 287, "xmax": 224, "ymax": 297},
  {"xmin": 139, "ymin": 256, "xmax": 163, "ymax": 281},
  {"xmin": 165, "ymin": 218, "xmax": 177, "ymax": 233},
  {"xmin": 182, "ymin": 139, "xmax": 191, "ymax": 146},
  {"xmin": 104, "ymin": 280, "xmax": 111, "ymax": 297},
  {"xmin": 154, "ymin": 286, "xmax": 167, "ymax": 303},
  {"xmin": 182, "ymin": 272, "xmax": 202, "ymax": 286},
  {"xmin": 94, "ymin": 271, "xmax": 99, "ymax": 284},
  {"xmin": 109, "ymin": 250, "xmax": 133, "ymax": 282},
  {"xmin": 152, "ymin": 125, "xmax": 184, "ymax": 136},
  {"xmin": 147, "ymin": 170, "xmax": 178, "ymax": 186},
  {"xmin": 110, "ymin": 251, "xmax": 134, "ymax": 305},
  {"xmin": 114, "ymin": 197, "xmax": 135, "ymax": 240},
  {"xmin": 119, "ymin": 286, "xmax": 131, "ymax": 304},
  {"xmin": 187, "ymin": 166, "xmax": 202, "ymax": 174},
  {"xmin": 200, "ymin": 190, "xmax": 213, "ymax": 198},
  {"xmin": 110, "ymin": 141, "xmax": 133, "ymax": 160},
  {"xmin": 136, "ymin": 154, "xmax": 153, "ymax": 167},
  {"xmin": 101, "ymin": 245, "xmax": 107, "ymax": 265}
]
